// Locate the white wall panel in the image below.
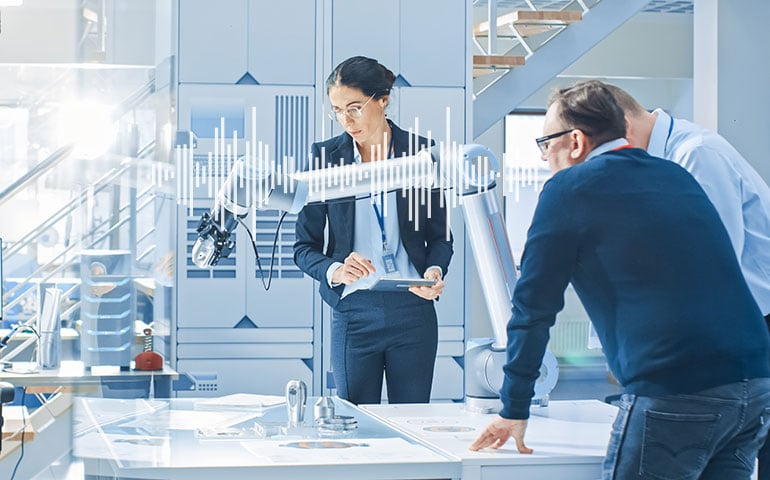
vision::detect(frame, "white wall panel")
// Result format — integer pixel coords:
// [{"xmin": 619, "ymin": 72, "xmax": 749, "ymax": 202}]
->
[
  {"xmin": 177, "ymin": 343, "xmax": 313, "ymax": 359},
  {"xmin": 245, "ymin": 281, "xmax": 314, "ymax": 328},
  {"xmin": 178, "ymin": 0, "xmax": 248, "ymax": 83},
  {"xmin": 438, "ymin": 326, "xmax": 464, "ymax": 342},
  {"xmin": 178, "ymin": 328, "xmax": 313, "ymax": 343},
  {"xmin": 381, "ymin": 354, "xmax": 463, "ymax": 401},
  {"xmin": 177, "ymin": 358, "xmax": 313, "ymax": 397},
  {"xmin": 396, "ymin": 87, "xmax": 465, "ymax": 144},
  {"xmin": 400, "ymin": 1, "xmax": 466, "ymax": 87},
  {"xmin": 431, "ymin": 356, "xmax": 464, "ymax": 400},
  {"xmin": 248, "ymin": 0, "xmax": 316, "ymax": 85},
  {"xmin": 437, "ymin": 341, "xmax": 465, "ymax": 357},
  {"xmin": 331, "ymin": 0, "xmax": 399, "ymax": 73}
]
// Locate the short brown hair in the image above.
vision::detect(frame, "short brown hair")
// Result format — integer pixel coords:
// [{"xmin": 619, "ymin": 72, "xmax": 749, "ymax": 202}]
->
[
  {"xmin": 548, "ymin": 80, "xmax": 626, "ymax": 147},
  {"xmin": 601, "ymin": 82, "xmax": 647, "ymax": 116}
]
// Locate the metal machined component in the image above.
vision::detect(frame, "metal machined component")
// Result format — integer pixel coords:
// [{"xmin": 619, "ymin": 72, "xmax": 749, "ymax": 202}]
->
[
  {"xmin": 285, "ymin": 379, "xmax": 307, "ymax": 427},
  {"xmin": 314, "ymin": 396, "xmax": 335, "ymax": 422}
]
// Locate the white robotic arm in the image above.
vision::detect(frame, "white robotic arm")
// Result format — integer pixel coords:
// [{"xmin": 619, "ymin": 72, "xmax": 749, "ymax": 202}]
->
[
  {"xmin": 191, "ymin": 143, "xmax": 557, "ymax": 410},
  {"xmin": 192, "ymin": 147, "xmax": 436, "ymax": 268}
]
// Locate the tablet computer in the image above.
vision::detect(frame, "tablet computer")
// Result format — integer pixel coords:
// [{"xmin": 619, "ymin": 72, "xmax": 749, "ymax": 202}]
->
[{"xmin": 369, "ymin": 277, "xmax": 437, "ymax": 291}]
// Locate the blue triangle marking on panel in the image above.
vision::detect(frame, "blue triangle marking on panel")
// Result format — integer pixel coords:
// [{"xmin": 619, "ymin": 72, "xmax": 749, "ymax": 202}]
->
[
  {"xmin": 236, "ymin": 72, "xmax": 259, "ymax": 85},
  {"xmin": 452, "ymin": 355, "xmax": 465, "ymax": 369},
  {"xmin": 234, "ymin": 316, "xmax": 258, "ymax": 328},
  {"xmin": 302, "ymin": 358, "xmax": 313, "ymax": 371},
  {"xmin": 393, "ymin": 74, "xmax": 411, "ymax": 87}
]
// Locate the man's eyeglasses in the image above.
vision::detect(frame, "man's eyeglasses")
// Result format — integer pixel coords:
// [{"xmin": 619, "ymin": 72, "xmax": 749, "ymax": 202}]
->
[
  {"xmin": 327, "ymin": 93, "xmax": 376, "ymax": 122},
  {"xmin": 535, "ymin": 129, "xmax": 573, "ymax": 154}
]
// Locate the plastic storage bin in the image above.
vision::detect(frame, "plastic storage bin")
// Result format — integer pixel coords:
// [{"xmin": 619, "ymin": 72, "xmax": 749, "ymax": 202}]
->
[{"xmin": 79, "ymin": 250, "xmax": 135, "ymax": 369}]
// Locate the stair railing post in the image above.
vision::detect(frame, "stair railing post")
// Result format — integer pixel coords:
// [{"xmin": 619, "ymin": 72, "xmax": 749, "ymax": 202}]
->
[{"xmin": 487, "ymin": 0, "xmax": 497, "ymax": 55}]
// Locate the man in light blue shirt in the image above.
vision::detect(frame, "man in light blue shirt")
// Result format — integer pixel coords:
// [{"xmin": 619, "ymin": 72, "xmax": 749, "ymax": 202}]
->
[{"xmin": 607, "ymin": 82, "xmax": 770, "ymax": 479}]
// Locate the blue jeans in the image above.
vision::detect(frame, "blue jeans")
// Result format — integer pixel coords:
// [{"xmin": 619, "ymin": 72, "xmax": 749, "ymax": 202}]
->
[
  {"xmin": 758, "ymin": 313, "xmax": 770, "ymax": 480},
  {"xmin": 603, "ymin": 378, "xmax": 770, "ymax": 480}
]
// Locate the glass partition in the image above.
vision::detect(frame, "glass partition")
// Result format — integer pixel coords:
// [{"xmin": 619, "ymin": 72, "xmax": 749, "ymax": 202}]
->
[{"xmin": 0, "ymin": 0, "xmax": 175, "ymax": 367}]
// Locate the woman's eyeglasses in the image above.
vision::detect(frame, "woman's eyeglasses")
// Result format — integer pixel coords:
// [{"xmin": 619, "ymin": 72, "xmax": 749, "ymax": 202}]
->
[{"xmin": 327, "ymin": 93, "xmax": 376, "ymax": 122}]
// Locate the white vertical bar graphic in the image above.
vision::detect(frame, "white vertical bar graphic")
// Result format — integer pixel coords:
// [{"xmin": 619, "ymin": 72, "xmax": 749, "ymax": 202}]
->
[{"xmin": 175, "ymin": 146, "xmax": 182, "ymax": 205}]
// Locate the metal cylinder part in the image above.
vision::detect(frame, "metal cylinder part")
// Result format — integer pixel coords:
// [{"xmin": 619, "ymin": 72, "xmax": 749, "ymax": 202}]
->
[
  {"xmin": 285, "ymin": 379, "xmax": 307, "ymax": 427},
  {"xmin": 314, "ymin": 396, "xmax": 335, "ymax": 422}
]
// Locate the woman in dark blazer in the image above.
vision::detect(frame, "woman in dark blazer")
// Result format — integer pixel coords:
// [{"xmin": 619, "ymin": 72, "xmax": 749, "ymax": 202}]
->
[{"xmin": 293, "ymin": 56, "xmax": 453, "ymax": 405}]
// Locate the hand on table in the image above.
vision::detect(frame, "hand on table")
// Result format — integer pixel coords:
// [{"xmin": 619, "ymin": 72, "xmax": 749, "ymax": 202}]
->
[{"xmin": 469, "ymin": 416, "xmax": 532, "ymax": 454}]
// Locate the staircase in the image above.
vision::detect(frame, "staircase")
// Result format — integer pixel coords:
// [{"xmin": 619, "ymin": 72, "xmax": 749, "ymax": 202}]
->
[
  {"xmin": 472, "ymin": 0, "xmax": 655, "ymax": 137},
  {"xmin": 473, "ymin": 8, "xmax": 583, "ymax": 78}
]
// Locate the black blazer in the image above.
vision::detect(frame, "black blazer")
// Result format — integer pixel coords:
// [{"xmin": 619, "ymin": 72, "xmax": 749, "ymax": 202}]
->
[{"xmin": 293, "ymin": 121, "xmax": 454, "ymax": 309}]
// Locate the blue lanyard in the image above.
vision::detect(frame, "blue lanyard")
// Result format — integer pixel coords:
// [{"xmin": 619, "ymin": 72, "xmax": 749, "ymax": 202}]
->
[
  {"xmin": 371, "ymin": 133, "xmax": 396, "ymax": 253},
  {"xmin": 372, "ymin": 194, "xmax": 388, "ymax": 251}
]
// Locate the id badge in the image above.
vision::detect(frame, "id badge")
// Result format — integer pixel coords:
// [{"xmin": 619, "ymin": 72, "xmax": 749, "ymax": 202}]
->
[{"xmin": 382, "ymin": 253, "xmax": 398, "ymax": 274}]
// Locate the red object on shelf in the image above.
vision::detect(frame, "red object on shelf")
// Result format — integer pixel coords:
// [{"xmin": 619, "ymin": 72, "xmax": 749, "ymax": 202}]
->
[
  {"xmin": 134, "ymin": 327, "xmax": 163, "ymax": 371},
  {"xmin": 134, "ymin": 350, "xmax": 163, "ymax": 371}
]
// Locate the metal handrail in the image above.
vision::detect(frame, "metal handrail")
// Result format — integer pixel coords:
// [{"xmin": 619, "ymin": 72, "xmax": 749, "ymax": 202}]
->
[
  {"xmin": 2, "ymin": 140, "xmax": 157, "ymax": 266},
  {"xmin": 0, "ymin": 144, "xmax": 75, "ymax": 208},
  {"xmin": 3, "ymin": 164, "xmax": 131, "ymax": 260},
  {"xmin": 2, "ymin": 169, "xmax": 157, "ymax": 314},
  {"xmin": 2, "ymin": 159, "xmax": 155, "ymax": 304},
  {"xmin": 113, "ymin": 78, "xmax": 155, "ymax": 121},
  {"xmin": 472, "ymin": 0, "xmax": 602, "ymax": 73},
  {"xmin": 3, "ymin": 198, "xmax": 145, "ymax": 316}
]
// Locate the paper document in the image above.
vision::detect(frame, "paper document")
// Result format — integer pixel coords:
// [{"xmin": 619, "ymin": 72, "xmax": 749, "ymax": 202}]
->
[{"xmin": 194, "ymin": 393, "xmax": 285, "ymax": 412}]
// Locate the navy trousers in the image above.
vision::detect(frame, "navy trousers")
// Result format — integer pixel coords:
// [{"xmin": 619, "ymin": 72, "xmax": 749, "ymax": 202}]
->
[{"xmin": 331, "ymin": 289, "xmax": 438, "ymax": 405}]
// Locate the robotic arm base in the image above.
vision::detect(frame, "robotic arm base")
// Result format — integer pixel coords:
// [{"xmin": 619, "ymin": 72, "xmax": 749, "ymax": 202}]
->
[{"xmin": 464, "ymin": 338, "xmax": 559, "ymax": 413}]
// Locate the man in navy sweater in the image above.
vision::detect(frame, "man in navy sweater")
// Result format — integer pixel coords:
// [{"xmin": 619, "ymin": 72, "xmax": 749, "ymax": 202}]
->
[{"xmin": 470, "ymin": 81, "xmax": 770, "ymax": 479}]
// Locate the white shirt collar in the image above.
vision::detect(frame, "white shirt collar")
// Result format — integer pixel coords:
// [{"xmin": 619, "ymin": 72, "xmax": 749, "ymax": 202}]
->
[
  {"xmin": 647, "ymin": 108, "xmax": 672, "ymax": 158},
  {"xmin": 352, "ymin": 139, "xmax": 362, "ymax": 164},
  {"xmin": 585, "ymin": 138, "xmax": 630, "ymax": 162}
]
